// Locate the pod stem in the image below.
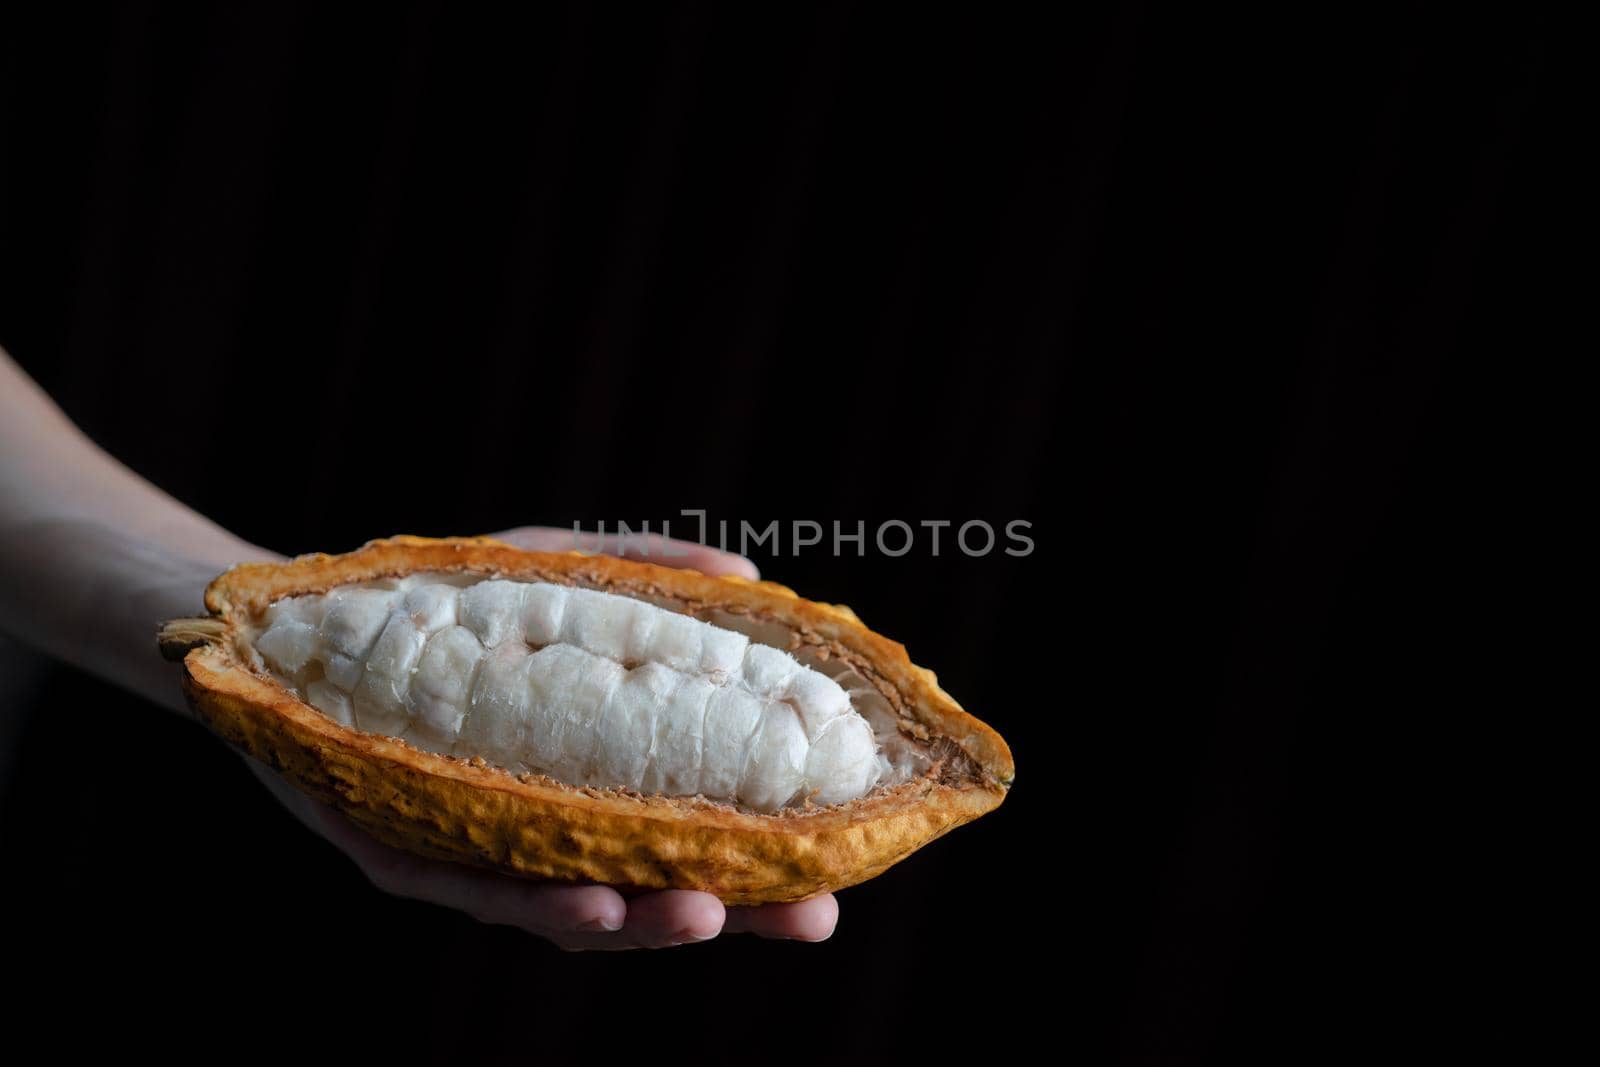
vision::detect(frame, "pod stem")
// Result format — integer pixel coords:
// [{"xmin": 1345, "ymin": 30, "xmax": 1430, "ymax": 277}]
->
[{"xmin": 158, "ymin": 616, "xmax": 227, "ymax": 661}]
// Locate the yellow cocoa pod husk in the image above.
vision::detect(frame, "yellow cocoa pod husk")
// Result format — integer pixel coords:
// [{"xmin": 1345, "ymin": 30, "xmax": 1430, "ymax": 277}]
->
[{"xmin": 159, "ymin": 535, "xmax": 1014, "ymax": 904}]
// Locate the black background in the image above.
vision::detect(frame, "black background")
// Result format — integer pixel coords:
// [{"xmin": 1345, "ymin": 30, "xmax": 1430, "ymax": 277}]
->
[{"xmin": 0, "ymin": 3, "xmax": 1548, "ymax": 1062}]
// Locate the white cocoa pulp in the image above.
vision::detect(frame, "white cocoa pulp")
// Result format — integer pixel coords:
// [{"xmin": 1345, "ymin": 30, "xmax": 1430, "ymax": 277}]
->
[{"xmin": 243, "ymin": 574, "xmax": 924, "ymax": 812}]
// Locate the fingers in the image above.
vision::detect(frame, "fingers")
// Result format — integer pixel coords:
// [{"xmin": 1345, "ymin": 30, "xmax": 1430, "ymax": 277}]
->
[
  {"xmin": 241, "ymin": 754, "xmax": 839, "ymax": 950},
  {"xmin": 723, "ymin": 894, "xmax": 839, "ymax": 942},
  {"xmin": 615, "ymin": 889, "xmax": 725, "ymax": 945},
  {"xmin": 238, "ymin": 755, "xmax": 628, "ymax": 939},
  {"xmin": 550, "ymin": 891, "xmax": 839, "ymax": 950},
  {"xmin": 488, "ymin": 525, "xmax": 761, "ymax": 581},
  {"xmin": 307, "ymin": 801, "xmax": 640, "ymax": 941},
  {"xmin": 543, "ymin": 890, "xmax": 728, "ymax": 952},
  {"xmin": 357, "ymin": 847, "xmax": 630, "ymax": 939}
]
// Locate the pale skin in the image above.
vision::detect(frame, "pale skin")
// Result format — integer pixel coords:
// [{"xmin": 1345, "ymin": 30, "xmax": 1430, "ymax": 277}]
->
[{"xmin": 0, "ymin": 347, "xmax": 838, "ymax": 949}]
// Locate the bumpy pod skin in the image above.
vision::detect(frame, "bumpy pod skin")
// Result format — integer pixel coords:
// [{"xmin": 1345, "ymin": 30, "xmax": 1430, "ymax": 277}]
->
[{"xmin": 164, "ymin": 536, "xmax": 1014, "ymax": 904}]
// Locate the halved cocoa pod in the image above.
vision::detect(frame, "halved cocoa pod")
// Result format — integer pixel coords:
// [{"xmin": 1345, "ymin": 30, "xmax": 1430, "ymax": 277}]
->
[{"xmin": 160, "ymin": 535, "xmax": 1013, "ymax": 904}]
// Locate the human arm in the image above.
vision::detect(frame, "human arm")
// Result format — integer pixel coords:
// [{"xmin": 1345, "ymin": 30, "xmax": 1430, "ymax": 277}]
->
[{"xmin": 0, "ymin": 347, "xmax": 836, "ymax": 948}]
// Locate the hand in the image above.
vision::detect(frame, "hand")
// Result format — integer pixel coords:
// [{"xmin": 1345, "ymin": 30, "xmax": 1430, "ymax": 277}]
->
[
  {"xmin": 245, "ymin": 525, "xmax": 839, "ymax": 950},
  {"xmin": 2, "ymin": 355, "xmax": 831, "ymax": 949},
  {"xmin": 489, "ymin": 523, "xmax": 762, "ymax": 582}
]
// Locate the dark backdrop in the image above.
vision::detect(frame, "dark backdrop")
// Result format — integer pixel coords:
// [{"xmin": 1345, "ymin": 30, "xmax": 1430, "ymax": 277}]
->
[{"xmin": 0, "ymin": 3, "xmax": 1547, "ymax": 1063}]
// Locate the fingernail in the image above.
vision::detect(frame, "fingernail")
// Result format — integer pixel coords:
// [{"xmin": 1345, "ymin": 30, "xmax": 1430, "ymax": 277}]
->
[
  {"xmin": 577, "ymin": 917, "xmax": 623, "ymax": 933},
  {"xmin": 671, "ymin": 928, "xmax": 718, "ymax": 944}
]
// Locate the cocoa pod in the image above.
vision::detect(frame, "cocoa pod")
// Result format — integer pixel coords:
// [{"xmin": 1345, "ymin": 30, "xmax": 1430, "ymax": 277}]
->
[{"xmin": 160, "ymin": 536, "xmax": 1013, "ymax": 904}]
